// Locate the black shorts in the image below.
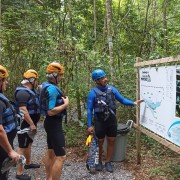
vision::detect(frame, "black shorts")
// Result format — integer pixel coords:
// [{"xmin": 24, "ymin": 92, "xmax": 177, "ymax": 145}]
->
[
  {"xmin": 18, "ymin": 114, "xmax": 40, "ymax": 148},
  {"xmin": 18, "ymin": 133, "xmax": 33, "ymax": 148},
  {"xmin": 94, "ymin": 113, "xmax": 117, "ymax": 139},
  {"xmin": 46, "ymin": 130, "xmax": 65, "ymax": 156},
  {"xmin": 44, "ymin": 116, "xmax": 65, "ymax": 156}
]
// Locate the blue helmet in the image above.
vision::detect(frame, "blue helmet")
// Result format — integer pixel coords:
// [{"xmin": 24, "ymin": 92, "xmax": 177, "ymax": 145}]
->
[{"xmin": 91, "ymin": 69, "xmax": 106, "ymax": 81}]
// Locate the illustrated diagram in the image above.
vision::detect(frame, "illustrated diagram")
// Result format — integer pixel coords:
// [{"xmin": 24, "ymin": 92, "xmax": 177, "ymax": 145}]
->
[
  {"xmin": 140, "ymin": 66, "xmax": 180, "ymax": 147},
  {"xmin": 141, "ymin": 86, "xmax": 164, "ymax": 119}
]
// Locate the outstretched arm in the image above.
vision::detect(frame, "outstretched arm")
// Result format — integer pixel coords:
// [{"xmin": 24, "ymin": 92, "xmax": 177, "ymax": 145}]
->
[
  {"xmin": 113, "ymin": 87, "xmax": 134, "ymax": 106},
  {"xmin": 113, "ymin": 86, "xmax": 144, "ymax": 106},
  {"xmin": 134, "ymin": 99, "xmax": 144, "ymax": 106}
]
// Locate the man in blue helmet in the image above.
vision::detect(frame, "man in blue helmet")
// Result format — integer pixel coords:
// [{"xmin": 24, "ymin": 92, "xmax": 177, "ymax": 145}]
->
[{"xmin": 87, "ymin": 69, "xmax": 143, "ymax": 173}]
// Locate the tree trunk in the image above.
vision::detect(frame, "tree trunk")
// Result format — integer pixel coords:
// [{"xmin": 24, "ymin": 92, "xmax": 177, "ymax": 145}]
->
[
  {"xmin": 162, "ymin": 0, "xmax": 168, "ymax": 55},
  {"xmin": 93, "ymin": 0, "xmax": 97, "ymax": 40},
  {"xmin": 138, "ymin": 0, "xmax": 151, "ymax": 57},
  {"xmin": 106, "ymin": 0, "xmax": 114, "ymax": 80},
  {"xmin": 68, "ymin": 0, "xmax": 82, "ymax": 120},
  {"xmin": 151, "ymin": 0, "xmax": 157, "ymax": 52}
]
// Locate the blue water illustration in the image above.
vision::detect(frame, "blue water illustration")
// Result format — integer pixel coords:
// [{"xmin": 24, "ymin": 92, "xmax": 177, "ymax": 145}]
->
[
  {"xmin": 144, "ymin": 99, "xmax": 161, "ymax": 110},
  {"xmin": 167, "ymin": 121, "xmax": 180, "ymax": 146},
  {"xmin": 144, "ymin": 99, "xmax": 161, "ymax": 118}
]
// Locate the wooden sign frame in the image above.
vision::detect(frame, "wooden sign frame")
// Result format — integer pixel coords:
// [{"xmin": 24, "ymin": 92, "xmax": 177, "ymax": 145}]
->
[{"xmin": 134, "ymin": 55, "xmax": 180, "ymax": 164}]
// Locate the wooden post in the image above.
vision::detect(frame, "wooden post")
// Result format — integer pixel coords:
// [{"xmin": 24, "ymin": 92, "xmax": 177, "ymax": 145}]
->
[
  {"xmin": 134, "ymin": 55, "xmax": 180, "ymax": 67},
  {"xmin": 136, "ymin": 57, "xmax": 142, "ymax": 164},
  {"xmin": 133, "ymin": 123, "xmax": 180, "ymax": 154}
]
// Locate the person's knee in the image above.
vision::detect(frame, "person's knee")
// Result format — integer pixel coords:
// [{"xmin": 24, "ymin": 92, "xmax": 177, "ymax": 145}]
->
[
  {"xmin": 107, "ymin": 137, "xmax": 116, "ymax": 145},
  {"xmin": 46, "ymin": 149, "xmax": 55, "ymax": 160},
  {"xmin": 55, "ymin": 155, "xmax": 66, "ymax": 163},
  {"xmin": 54, "ymin": 146, "xmax": 66, "ymax": 156},
  {"xmin": 98, "ymin": 138, "xmax": 104, "ymax": 146},
  {"xmin": 18, "ymin": 147, "xmax": 28, "ymax": 154}
]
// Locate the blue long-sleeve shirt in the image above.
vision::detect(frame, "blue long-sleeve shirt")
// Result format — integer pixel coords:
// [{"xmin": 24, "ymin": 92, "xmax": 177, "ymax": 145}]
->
[{"xmin": 87, "ymin": 84, "xmax": 135, "ymax": 127}]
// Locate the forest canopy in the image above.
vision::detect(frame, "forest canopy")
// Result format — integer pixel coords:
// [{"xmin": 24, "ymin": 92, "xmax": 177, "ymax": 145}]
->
[{"xmin": 1, "ymin": 0, "xmax": 179, "ymax": 121}]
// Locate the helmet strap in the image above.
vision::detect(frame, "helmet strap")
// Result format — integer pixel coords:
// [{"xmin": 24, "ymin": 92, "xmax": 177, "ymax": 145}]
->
[
  {"xmin": 46, "ymin": 73, "xmax": 58, "ymax": 84},
  {"xmin": 51, "ymin": 73, "xmax": 58, "ymax": 84},
  {"xmin": 0, "ymin": 78, "xmax": 5, "ymax": 92},
  {"xmin": 53, "ymin": 75, "xmax": 58, "ymax": 84},
  {"xmin": 27, "ymin": 79, "xmax": 35, "ymax": 89},
  {"xmin": 0, "ymin": 81, "xmax": 2, "ymax": 91}
]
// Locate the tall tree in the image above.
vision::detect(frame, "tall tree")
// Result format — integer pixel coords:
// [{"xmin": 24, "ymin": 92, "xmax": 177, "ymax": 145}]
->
[
  {"xmin": 162, "ymin": 0, "xmax": 169, "ymax": 55},
  {"xmin": 106, "ymin": 0, "xmax": 114, "ymax": 80},
  {"xmin": 93, "ymin": 0, "xmax": 97, "ymax": 40}
]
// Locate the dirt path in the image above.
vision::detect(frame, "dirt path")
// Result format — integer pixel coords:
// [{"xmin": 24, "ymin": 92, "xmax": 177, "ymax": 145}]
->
[{"xmin": 8, "ymin": 121, "xmax": 135, "ymax": 180}]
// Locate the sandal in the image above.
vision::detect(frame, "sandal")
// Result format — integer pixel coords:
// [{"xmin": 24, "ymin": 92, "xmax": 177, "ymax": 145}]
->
[{"xmin": 24, "ymin": 163, "xmax": 40, "ymax": 169}]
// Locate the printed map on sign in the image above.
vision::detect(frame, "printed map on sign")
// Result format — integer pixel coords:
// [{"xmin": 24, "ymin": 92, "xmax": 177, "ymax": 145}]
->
[
  {"xmin": 141, "ymin": 86, "xmax": 164, "ymax": 119},
  {"xmin": 140, "ymin": 66, "xmax": 180, "ymax": 146}
]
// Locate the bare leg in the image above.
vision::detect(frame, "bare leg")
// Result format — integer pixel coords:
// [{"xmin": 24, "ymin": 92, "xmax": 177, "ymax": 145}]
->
[
  {"xmin": 52, "ymin": 156, "xmax": 66, "ymax": 180},
  {"xmin": 45, "ymin": 149, "xmax": 55, "ymax": 180},
  {"xmin": 98, "ymin": 138, "xmax": 104, "ymax": 162},
  {"xmin": 16, "ymin": 143, "xmax": 32, "ymax": 175},
  {"xmin": 106, "ymin": 136, "xmax": 116, "ymax": 162},
  {"xmin": 25, "ymin": 143, "xmax": 32, "ymax": 164}
]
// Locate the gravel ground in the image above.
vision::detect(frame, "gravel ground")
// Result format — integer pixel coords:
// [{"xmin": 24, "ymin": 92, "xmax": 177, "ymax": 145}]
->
[{"xmin": 8, "ymin": 121, "xmax": 135, "ymax": 180}]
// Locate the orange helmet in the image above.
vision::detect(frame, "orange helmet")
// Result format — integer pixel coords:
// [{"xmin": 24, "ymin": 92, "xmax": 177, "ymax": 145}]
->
[
  {"xmin": 0, "ymin": 65, "xmax": 9, "ymax": 79},
  {"xmin": 46, "ymin": 62, "xmax": 64, "ymax": 75},
  {"xmin": 23, "ymin": 69, "xmax": 38, "ymax": 79}
]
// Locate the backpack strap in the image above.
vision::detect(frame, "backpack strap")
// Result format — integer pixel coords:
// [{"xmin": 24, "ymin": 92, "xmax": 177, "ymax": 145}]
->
[
  {"xmin": 0, "ymin": 95, "xmax": 10, "ymax": 108},
  {"xmin": 93, "ymin": 85, "xmax": 113, "ymax": 95},
  {"xmin": 0, "ymin": 94, "xmax": 17, "ymax": 125},
  {"xmin": 93, "ymin": 87, "xmax": 104, "ymax": 95},
  {"xmin": 93, "ymin": 86, "xmax": 116, "ymax": 118}
]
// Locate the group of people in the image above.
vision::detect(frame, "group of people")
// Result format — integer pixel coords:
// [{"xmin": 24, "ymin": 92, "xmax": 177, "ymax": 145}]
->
[
  {"xmin": 0, "ymin": 63, "xmax": 143, "ymax": 180},
  {"xmin": 0, "ymin": 62, "xmax": 69, "ymax": 180}
]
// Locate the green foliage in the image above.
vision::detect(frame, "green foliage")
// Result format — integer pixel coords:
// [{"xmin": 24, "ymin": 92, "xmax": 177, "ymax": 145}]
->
[
  {"xmin": 1, "ymin": 0, "xmax": 179, "ymax": 114},
  {"xmin": 1, "ymin": 2, "xmax": 179, "ymax": 179},
  {"xmin": 127, "ymin": 129, "xmax": 180, "ymax": 179},
  {"xmin": 149, "ymin": 162, "xmax": 180, "ymax": 179},
  {"xmin": 63, "ymin": 121, "xmax": 87, "ymax": 147}
]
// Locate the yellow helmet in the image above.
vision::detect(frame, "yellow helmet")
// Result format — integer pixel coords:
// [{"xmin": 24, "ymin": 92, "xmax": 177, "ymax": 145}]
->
[
  {"xmin": 23, "ymin": 69, "xmax": 38, "ymax": 79},
  {"xmin": 0, "ymin": 65, "xmax": 9, "ymax": 79},
  {"xmin": 46, "ymin": 62, "xmax": 64, "ymax": 75}
]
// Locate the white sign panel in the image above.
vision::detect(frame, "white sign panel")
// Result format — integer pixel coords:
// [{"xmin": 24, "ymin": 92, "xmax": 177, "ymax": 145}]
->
[{"xmin": 140, "ymin": 66, "xmax": 180, "ymax": 147}]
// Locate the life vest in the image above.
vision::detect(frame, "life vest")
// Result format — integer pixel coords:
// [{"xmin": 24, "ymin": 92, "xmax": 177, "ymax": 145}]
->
[
  {"xmin": 0, "ymin": 93, "xmax": 17, "ymax": 133},
  {"xmin": 14, "ymin": 87, "xmax": 40, "ymax": 115},
  {"xmin": 40, "ymin": 82, "xmax": 66, "ymax": 117},
  {"xmin": 93, "ymin": 85, "xmax": 116, "ymax": 113}
]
